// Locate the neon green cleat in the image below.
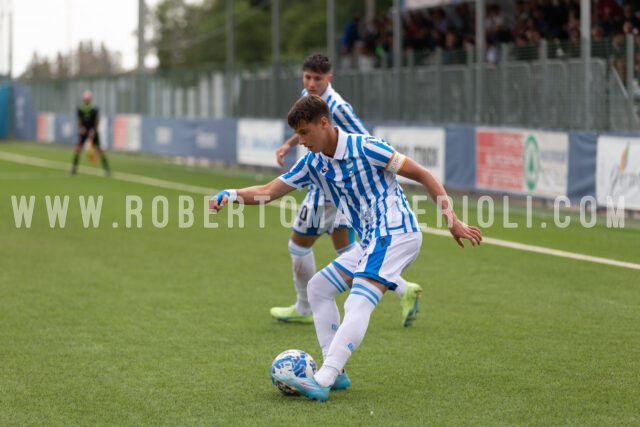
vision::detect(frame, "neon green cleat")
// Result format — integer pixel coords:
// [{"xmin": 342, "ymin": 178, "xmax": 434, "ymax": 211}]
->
[
  {"xmin": 401, "ymin": 282, "xmax": 422, "ymax": 327},
  {"xmin": 270, "ymin": 304, "xmax": 314, "ymax": 324}
]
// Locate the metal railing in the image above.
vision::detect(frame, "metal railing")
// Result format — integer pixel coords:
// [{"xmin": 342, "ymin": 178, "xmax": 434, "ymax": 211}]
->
[{"xmin": 24, "ymin": 36, "xmax": 640, "ymax": 132}]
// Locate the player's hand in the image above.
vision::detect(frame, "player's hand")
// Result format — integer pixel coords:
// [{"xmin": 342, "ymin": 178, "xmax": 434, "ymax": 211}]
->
[
  {"xmin": 275, "ymin": 144, "xmax": 291, "ymax": 167},
  {"xmin": 209, "ymin": 190, "xmax": 237, "ymax": 213},
  {"xmin": 80, "ymin": 126, "xmax": 87, "ymax": 136},
  {"xmin": 448, "ymin": 219, "xmax": 482, "ymax": 248}
]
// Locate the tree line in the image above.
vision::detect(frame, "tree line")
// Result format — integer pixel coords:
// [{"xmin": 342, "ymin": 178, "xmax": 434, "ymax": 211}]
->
[{"xmin": 21, "ymin": 0, "xmax": 391, "ymax": 79}]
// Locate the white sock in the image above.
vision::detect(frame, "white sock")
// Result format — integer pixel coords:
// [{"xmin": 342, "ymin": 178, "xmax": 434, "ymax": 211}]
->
[
  {"xmin": 394, "ymin": 276, "xmax": 407, "ymax": 298},
  {"xmin": 307, "ymin": 263, "xmax": 350, "ymax": 359},
  {"xmin": 321, "ymin": 277, "xmax": 383, "ymax": 380},
  {"xmin": 314, "ymin": 365, "xmax": 340, "ymax": 388},
  {"xmin": 288, "ymin": 239, "xmax": 315, "ymax": 315}
]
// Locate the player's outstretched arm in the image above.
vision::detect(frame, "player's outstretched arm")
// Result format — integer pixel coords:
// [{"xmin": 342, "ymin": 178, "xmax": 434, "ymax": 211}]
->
[
  {"xmin": 398, "ymin": 157, "xmax": 482, "ymax": 248},
  {"xmin": 209, "ymin": 178, "xmax": 296, "ymax": 213},
  {"xmin": 275, "ymin": 135, "xmax": 300, "ymax": 167}
]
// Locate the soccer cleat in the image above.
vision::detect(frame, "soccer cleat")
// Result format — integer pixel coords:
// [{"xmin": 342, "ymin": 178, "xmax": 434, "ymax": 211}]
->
[
  {"xmin": 270, "ymin": 305, "xmax": 313, "ymax": 324},
  {"xmin": 331, "ymin": 371, "xmax": 351, "ymax": 391},
  {"xmin": 401, "ymin": 282, "xmax": 422, "ymax": 327},
  {"xmin": 274, "ymin": 374, "xmax": 330, "ymax": 402}
]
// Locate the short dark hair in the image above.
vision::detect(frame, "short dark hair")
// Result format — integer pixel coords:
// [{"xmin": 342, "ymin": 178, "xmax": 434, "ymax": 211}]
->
[
  {"xmin": 302, "ymin": 54, "xmax": 332, "ymax": 74},
  {"xmin": 287, "ymin": 95, "xmax": 332, "ymax": 129}
]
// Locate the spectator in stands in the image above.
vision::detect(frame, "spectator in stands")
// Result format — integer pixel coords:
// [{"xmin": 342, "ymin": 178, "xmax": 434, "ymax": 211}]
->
[
  {"xmin": 611, "ymin": 28, "xmax": 628, "ymax": 81},
  {"xmin": 565, "ymin": 27, "xmax": 582, "ymax": 58},
  {"xmin": 339, "ymin": 13, "xmax": 363, "ymax": 70},
  {"xmin": 591, "ymin": 24, "xmax": 611, "ymax": 58},
  {"xmin": 564, "ymin": 4, "xmax": 581, "ymax": 40},
  {"xmin": 623, "ymin": 3, "xmax": 640, "ymax": 30},
  {"xmin": 451, "ymin": 3, "xmax": 474, "ymax": 40},
  {"xmin": 596, "ymin": 0, "xmax": 624, "ymax": 34},
  {"xmin": 485, "ymin": 4, "xmax": 508, "ymax": 46},
  {"xmin": 354, "ymin": 40, "xmax": 376, "ymax": 71},
  {"xmin": 404, "ymin": 9, "xmax": 431, "ymax": 52},
  {"xmin": 443, "ymin": 30, "xmax": 465, "ymax": 65},
  {"xmin": 367, "ymin": 0, "xmax": 638, "ymax": 66}
]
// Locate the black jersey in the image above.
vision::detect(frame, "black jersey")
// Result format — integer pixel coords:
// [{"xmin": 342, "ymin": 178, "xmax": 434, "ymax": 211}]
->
[{"xmin": 77, "ymin": 105, "xmax": 99, "ymax": 130}]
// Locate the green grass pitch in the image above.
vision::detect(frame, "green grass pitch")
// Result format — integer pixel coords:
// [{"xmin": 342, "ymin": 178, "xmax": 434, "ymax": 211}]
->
[{"xmin": 0, "ymin": 141, "xmax": 638, "ymax": 425}]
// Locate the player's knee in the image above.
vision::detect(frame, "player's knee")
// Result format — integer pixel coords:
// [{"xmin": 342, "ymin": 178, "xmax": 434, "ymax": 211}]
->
[
  {"xmin": 307, "ymin": 269, "xmax": 339, "ymax": 306},
  {"xmin": 344, "ymin": 292, "xmax": 370, "ymax": 315},
  {"xmin": 345, "ymin": 278, "xmax": 382, "ymax": 314},
  {"xmin": 309, "ymin": 264, "xmax": 350, "ymax": 306},
  {"xmin": 307, "ymin": 273, "xmax": 326, "ymax": 303}
]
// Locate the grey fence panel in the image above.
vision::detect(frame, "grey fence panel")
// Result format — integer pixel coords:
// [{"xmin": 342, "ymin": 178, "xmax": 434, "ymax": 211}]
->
[
  {"xmin": 410, "ymin": 68, "xmax": 440, "ymax": 123},
  {"xmin": 608, "ymin": 69, "xmax": 640, "ymax": 130},
  {"xmin": 23, "ymin": 53, "xmax": 640, "ymax": 132},
  {"xmin": 439, "ymin": 66, "xmax": 469, "ymax": 124}
]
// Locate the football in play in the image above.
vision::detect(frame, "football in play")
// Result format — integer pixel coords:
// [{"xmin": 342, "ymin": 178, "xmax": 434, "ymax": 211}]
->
[{"xmin": 270, "ymin": 349, "xmax": 317, "ymax": 395}]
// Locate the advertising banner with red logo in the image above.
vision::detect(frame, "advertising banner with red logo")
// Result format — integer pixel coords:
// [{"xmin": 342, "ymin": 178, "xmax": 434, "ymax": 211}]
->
[
  {"xmin": 36, "ymin": 113, "xmax": 55, "ymax": 143},
  {"xmin": 596, "ymin": 136, "xmax": 640, "ymax": 210},
  {"xmin": 476, "ymin": 128, "xmax": 568, "ymax": 198},
  {"xmin": 112, "ymin": 115, "xmax": 141, "ymax": 151}
]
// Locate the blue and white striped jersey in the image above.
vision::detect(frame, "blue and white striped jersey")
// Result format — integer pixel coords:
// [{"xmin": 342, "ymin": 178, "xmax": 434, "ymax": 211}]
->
[
  {"xmin": 301, "ymin": 84, "xmax": 369, "ymax": 207},
  {"xmin": 280, "ymin": 127, "xmax": 421, "ymax": 245},
  {"xmin": 302, "ymin": 83, "xmax": 369, "ymax": 135}
]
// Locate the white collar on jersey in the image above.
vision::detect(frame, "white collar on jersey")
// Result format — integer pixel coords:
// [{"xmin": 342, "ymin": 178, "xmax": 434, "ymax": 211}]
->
[
  {"xmin": 331, "ymin": 127, "xmax": 349, "ymax": 160},
  {"xmin": 319, "ymin": 83, "xmax": 334, "ymax": 101}
]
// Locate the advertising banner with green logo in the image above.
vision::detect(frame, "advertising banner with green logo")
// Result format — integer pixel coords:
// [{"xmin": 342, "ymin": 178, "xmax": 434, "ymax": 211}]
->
[
  {"xmin": 596, "ymin": 136, "xmax": 640, "ymax": 210},
  {"xmin": 476, "ymin": 128, "xmax": 568, "ymax": 198}
]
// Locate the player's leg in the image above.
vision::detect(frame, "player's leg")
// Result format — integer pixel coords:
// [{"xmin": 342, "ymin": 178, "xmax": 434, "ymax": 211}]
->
[
  {"xmin": 306, "ymin": 248, "xmax": 359, "ymax": 359},
  {"xmin": 330, "ymin": 227, "xmax": 357, "ymax": 255},
  {"xmin": 269, "ymin": 231, "xmax": 319, "ymax": 323},
  {"xmin": 70, "ymin": 135, "xmax": 87, "ymax": 175},
  {"xmin": 315, "ymin": 233, "xmax": 422, "ymax": 393},
  {"xmin": 93, "ymin": 133, "xmax": 111, "ymax": 175},
  {"xmin": 288, "ymin": 246, "xmax": 358, "ymax": 396},
  {"xmin": 269, "ymin": 190, "xmax": 330, "ymax": 323}
]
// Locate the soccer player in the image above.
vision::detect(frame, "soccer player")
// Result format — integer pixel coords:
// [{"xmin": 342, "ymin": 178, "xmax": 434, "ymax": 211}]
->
[
  {"xmin": 70, "ymin": 90, "xmax": 111, "ymax": 176},
  {"xmin": 210, "ymin": 95, "xmax": 482, "ymax": 401},
  {"xmin": 271, "ymin": 53, "xmax": 423, "ymax": 327}
]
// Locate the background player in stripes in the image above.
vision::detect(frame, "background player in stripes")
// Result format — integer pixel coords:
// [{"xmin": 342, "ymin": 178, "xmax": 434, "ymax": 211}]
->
[{"xmin": 271, "ymin": 54, "xmax": 422, "ymax": 327}]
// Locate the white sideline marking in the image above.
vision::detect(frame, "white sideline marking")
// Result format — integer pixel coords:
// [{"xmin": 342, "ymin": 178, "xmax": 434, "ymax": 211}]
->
[
  {"xmin": 1, "ymin": 151, "xmax": 639, "ymax": 271},
  {"xmin": 416, "ymin": 226, "xmax": 640, "ymax": 271},
  {"xmin": 0, "ymin": 171, "xmax": 62, "ymax": 179}
]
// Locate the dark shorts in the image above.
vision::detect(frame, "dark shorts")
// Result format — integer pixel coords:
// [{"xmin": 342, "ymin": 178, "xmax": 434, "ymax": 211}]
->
[{"xmin": 78, "ymin": 131, "xmax": 101, "ymax": 146}]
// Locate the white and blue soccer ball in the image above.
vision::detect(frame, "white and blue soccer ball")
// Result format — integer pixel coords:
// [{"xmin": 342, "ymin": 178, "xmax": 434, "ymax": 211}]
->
[{"xmin": 270, "ymin": 349, "xmax": 317, "ymax": 395}]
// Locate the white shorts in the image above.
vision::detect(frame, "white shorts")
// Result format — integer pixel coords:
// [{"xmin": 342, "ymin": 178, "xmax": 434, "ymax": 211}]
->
[
  {"xmin": 292, "ymin": 189, "xmax": 350, "ymax": 236},
  {"xmin": 331, "ymin": 232, "xmax": 423, "ymax": 290}
]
